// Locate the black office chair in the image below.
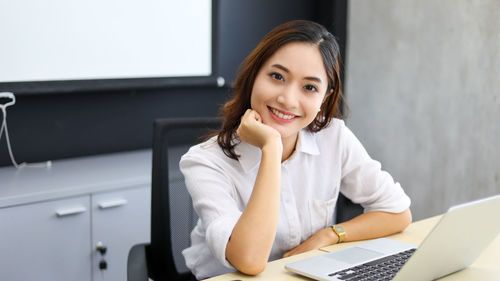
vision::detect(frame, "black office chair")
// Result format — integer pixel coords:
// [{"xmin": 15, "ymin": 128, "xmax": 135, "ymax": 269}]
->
[
  {"xmin": 335, "ymin": 193, "xmax": 363, "ymax": 223},
  {"xmin": 128, "ymin": 117, "xmax": 222, "ymax": 281}
]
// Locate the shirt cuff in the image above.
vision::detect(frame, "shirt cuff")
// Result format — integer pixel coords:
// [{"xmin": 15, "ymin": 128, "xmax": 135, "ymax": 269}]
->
[
  {"xmin": 362, "ymin": 182, "xmax": 411, "ymax": 214},
  {"xmin": 205, "ymin": 214, "xmax": 241, "ymax": 269}
]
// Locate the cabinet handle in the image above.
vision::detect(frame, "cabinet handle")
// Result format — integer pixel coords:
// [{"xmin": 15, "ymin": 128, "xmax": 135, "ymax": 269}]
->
[
  {"xmin": 98, "ymin": 199, "xmax": 128, "ymax": 209},
  {"xmin": 55, "ymin": 206, "xmax": 87, "ymax": 217}
]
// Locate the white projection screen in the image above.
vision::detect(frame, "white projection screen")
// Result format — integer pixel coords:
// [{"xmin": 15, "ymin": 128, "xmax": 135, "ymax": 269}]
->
[{"xmin": 0, "ymin": 0, "xmax": 213, "ymax": 92}]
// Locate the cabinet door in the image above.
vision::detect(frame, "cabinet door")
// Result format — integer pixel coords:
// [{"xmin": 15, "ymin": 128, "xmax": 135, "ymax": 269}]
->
[
  {"xmin": 91, "ymin": 186, "xmax": 150, "ymax": 281},
  {"xmin": 0, "ymin": 196, "xmax": 91, "ymax": 281}
]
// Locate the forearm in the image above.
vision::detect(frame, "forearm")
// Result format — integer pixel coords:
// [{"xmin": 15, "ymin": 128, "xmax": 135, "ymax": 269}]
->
[
  {"xmin": 226, "ymin": 143, "xmax": 282, "ymax": 275},
  {"xmin": 339, "ymin": 208, "xmax": 412, "ymax": 242},
  {"xmin": 283, "ymin": 209, "xmax": 412, "ymax": 258}
]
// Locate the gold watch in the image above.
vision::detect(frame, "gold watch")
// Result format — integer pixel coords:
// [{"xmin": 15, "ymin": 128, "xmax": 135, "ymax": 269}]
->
[{"xmin": 331, "ymin": 225, "xmax": 346, "ymax": 243}]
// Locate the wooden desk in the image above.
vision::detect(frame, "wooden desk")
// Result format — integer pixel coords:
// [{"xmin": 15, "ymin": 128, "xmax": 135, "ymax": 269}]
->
[
  {"xmin": 205, "ymin": 250, "xmax": 325, "ymax": 281},
  {"xmin": 207, "ymin": 216, "xmax": 500, "ymax": 280}
]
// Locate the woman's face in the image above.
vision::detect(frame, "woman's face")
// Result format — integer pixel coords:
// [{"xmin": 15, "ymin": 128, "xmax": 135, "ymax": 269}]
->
[{"xmin": 250, "ymin": 42, "xmax": 329, "ymax": 141}]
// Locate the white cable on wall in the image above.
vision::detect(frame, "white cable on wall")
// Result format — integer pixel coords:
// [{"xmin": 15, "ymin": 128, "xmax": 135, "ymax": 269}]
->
[{"xmin": 0, "ymin": 92, "xmax": 51, "ymax": 168}]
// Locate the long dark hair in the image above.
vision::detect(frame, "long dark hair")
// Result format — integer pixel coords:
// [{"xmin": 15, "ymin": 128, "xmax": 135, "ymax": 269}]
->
[{"xmin": 217, "ymin": 20, "xmax": 345, "ymax": 160}]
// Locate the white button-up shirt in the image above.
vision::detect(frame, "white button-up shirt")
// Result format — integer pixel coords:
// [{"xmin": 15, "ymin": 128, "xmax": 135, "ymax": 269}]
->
[{"xmin": 180, "ymin": 119, "xmax": 411, "ymax": 279}]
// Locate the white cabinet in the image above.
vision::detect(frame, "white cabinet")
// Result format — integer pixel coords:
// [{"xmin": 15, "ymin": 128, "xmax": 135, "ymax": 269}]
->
[
  {"xmin": 0, "ymin": 186, "xmax": 150, "ymax": 281},
  {"xmin": 0, "ymin": 195, "xmax": 92, "ymax": 281},
  {"xmin": 0, "ymin": 150, "xmax": 151, "ymax": 281},
  {"xmin": 92, "ymin": 186, "xmax": 150, "ymax": 281}
]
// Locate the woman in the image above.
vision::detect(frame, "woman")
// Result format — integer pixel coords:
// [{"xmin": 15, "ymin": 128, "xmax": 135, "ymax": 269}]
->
[{"xmin": 181, "ymin": 20, "xmax": 411, "ymax": 279}]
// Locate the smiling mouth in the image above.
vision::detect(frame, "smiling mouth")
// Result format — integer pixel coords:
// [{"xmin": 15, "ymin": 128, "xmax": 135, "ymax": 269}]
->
[{"xmin": 267, "ymin": 106, "xmax": 297, "ymax": 120}]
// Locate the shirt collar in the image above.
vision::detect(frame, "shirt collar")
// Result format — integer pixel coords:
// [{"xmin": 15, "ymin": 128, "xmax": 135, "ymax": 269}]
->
[
  {"xmin": 234, "ymin": 129, "xmax": 320, "ymax": 172},
  {"xmin": 296, "ymin": 129, "xmax": 320, "ymax": 156}
]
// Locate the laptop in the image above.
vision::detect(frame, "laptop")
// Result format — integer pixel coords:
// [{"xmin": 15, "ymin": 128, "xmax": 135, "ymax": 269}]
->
[{"xmin": 285, "ymin": 194, "xmax": 500, "ymax": 281}]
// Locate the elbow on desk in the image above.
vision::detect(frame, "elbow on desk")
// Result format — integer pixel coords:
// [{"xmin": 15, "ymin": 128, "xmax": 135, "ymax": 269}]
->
[
  {"xmin": 230, "ymin": 255, "xmax": 267, "ymax": 276},
  {"xmin": 226, "ymin": 239, "xmax": 270, "ymax": 275}
]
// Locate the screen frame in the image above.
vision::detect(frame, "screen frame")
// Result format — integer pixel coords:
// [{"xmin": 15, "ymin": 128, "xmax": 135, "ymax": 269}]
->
[{"xmin": 0, "ymin": 0, "xmax": 219, "ymax": 95}]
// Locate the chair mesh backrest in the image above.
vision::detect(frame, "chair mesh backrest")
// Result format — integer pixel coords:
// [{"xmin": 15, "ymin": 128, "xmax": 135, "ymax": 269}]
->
[
  {"xmin": 168, "ymin": 145, "xmax": 199, "ymax": 273},
  {"xmin": 150, "ymin": 118, "xmax": 221, "ymax": 281}
]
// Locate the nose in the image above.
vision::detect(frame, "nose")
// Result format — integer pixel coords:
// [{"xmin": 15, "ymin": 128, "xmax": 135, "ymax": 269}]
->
[{"xmin": 276, "ymin": 84, "xmax": 299, "ymax": 110}]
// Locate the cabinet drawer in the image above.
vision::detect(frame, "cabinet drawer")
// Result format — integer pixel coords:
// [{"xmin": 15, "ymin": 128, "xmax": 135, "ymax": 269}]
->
[{"xmin": 0, "ymin": 196, "xmax": 91, "ymax": 281}]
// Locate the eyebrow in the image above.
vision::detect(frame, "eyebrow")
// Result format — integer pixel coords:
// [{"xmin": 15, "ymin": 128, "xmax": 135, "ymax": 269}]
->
[{"xmin": 271, "ymin": 64, "xmax": 322, "ymax": 83}]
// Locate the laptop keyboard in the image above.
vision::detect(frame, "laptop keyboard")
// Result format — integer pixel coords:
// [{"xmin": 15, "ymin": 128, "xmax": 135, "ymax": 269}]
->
[{"xmin": 328, "ymin": 248, "xmax": 416, "ymax": 281}]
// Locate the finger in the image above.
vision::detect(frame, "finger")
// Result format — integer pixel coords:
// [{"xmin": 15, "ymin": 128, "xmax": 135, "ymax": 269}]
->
[
  {"xmin": 246, "ymin": 109, "xmax": 258, "ymax": 121},
  {"xmin": 283, "ymin": 245, "xmax": 298, "ymax": 258},
  {"xmin": 245, "ymin": 110, "xmax": 262, "ymax": 126},
  {"xmin": 242, "ymin": 109, "xmax": 257, "ymax": 124},
  {"xmin": 241, "ymin": 109, "xmax": 251, "ymax": 121},
  {"xmin": 253, "ymin": 110, "xmax": 262, "ymax": 122},
  {"xmin": 283, "ymin": 245, "xmax": 302, "ymax": 258},
  {"xmin": 285, "ymin": 249, "xmax": 299, "ymax": 258},
  {"xmin": 288, "ymin": 244, "xmax": 310, "ymax": 257},
  {"xmin": 240, "ymin": 109, "xmax": 253, "ymax": 126}
]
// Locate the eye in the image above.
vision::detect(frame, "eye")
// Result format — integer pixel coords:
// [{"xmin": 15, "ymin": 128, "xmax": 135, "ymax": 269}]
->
[
  {"xmin": 304, "ymin": 84, "xmax": 318, "ymax": 92},
  {"xmin": 270, "ymin": 72, "xmax": 284, "ymax": 81}
]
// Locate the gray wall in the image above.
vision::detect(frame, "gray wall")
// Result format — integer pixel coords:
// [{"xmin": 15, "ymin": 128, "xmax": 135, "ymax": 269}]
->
[{"xmin": 345, "ymin": 0, "xmax": 500, "ymax": 220}]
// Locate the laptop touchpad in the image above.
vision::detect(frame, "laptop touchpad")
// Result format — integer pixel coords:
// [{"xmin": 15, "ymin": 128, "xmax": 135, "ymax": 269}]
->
[{"xmin": 326, "ymin": 247, "xmax": 384, "ymax": 264}]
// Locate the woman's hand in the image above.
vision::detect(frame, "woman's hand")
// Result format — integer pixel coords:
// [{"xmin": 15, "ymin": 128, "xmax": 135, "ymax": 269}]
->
[
  {"xmin": 237, "ymin": 109, "xmax": 282, "ymax": 150},
  {"xmin": 282, "ymin": 227, "xmax": 338, "ymax": 258}
]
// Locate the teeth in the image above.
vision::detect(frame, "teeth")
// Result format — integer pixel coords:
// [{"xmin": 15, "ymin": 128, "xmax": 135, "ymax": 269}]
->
[{"xmin": 270, "ymin": 107, "xmax": 295, "ymax": 120}]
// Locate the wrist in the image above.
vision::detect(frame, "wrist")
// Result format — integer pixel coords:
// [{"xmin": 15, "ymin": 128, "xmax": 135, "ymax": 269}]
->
[
  {"xmin": 262, "ymin": 139, "xmax": 282, "ymax": 156},
  {"xmin": 323, "ymin": 227, "xmax": 340, "ymax": 245},
  {"xmin": 324, "ymin": 226, "xmax": 339, "ymax": 245}
]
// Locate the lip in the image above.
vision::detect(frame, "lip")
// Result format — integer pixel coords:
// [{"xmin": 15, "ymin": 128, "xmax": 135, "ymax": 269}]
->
[{"xmin": 267, "ymin": 106, "xmax": 298, "ymax": 123}]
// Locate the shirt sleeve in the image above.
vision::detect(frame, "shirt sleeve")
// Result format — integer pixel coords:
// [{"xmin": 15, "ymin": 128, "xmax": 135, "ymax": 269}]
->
[
  {"xmin": 339, "ymin": 123, "xmax": 411, "ymax": 213},
  {"xmin": 180, "ymin": 150, "xmax": 241, "ymax": 270}
]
